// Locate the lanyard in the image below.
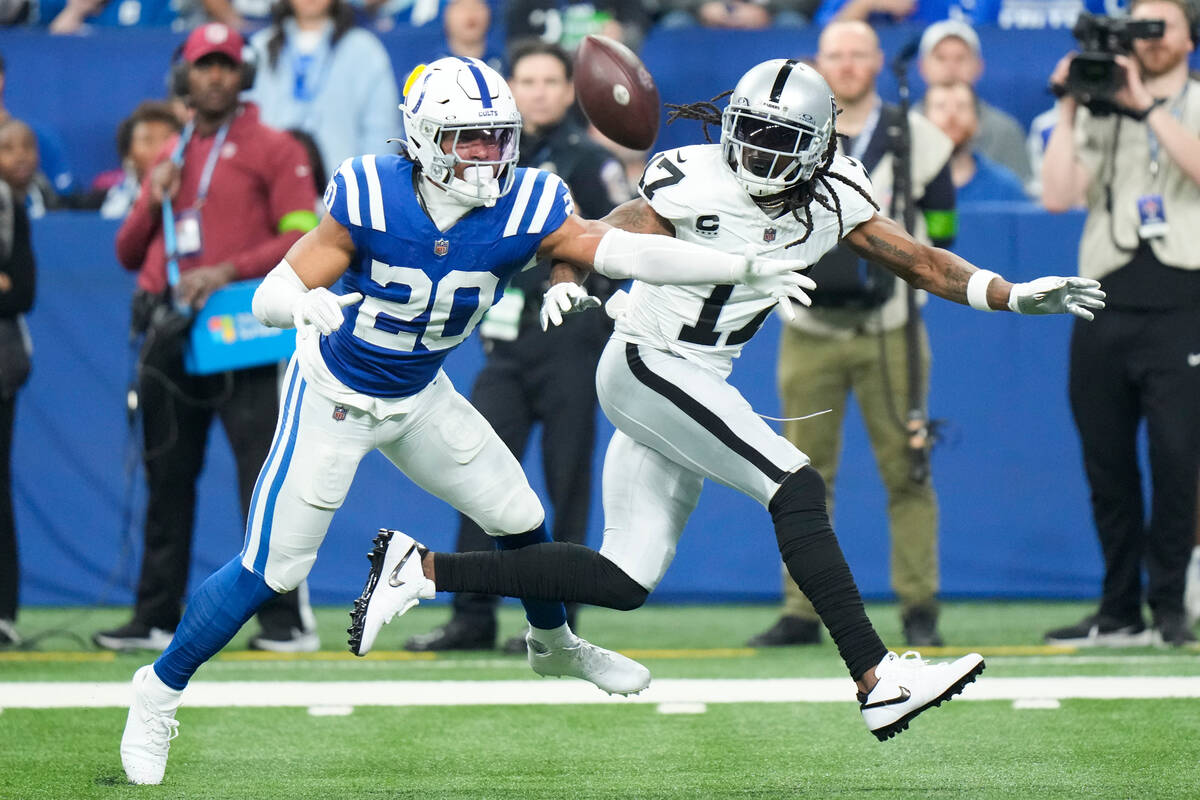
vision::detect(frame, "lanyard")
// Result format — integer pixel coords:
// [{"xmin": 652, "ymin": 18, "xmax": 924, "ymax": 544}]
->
[
  {"xmin": 288, "ymin": 43, "xmax": 334, "ymax": 105},
  {"xmin": 171, "ymin": 120, "xmax": 231, "ymax": 208},
  {"xmin": 162, "ymin": 120, "xmax": 230, "ymax": 306},
  {"xmin": 846, "ymin": 102, "xmax": 882, "ymax": 162},
  {"xmin": 1147, "ymin": 83, "xmax": 1188, "ymax": 178}
]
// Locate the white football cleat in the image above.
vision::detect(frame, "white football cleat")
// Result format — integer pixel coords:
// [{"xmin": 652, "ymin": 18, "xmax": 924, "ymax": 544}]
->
[
  {"xmin": 527, "ymin": 632, "xmax": 651, "ymax": 696},
  {"xmin": 860, "ymin": 650, "xmax": 984, "ymax": 741},
  {"xmin": 348, "ymin": 529, "xmax": 435, "ymax": 656},
  {"xmin": 120, "ymin": 665, "xmax": 181, "ymax": 785},
  {"xmin": 1185, "ymin": 546, "xmax": 1200, "ymax": 627}
]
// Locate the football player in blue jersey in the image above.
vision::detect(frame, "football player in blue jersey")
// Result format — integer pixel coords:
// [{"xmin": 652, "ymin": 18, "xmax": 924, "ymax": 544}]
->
[{"xmin": 117, "ymin": 55, "xmax": 817, "ymax": 785}]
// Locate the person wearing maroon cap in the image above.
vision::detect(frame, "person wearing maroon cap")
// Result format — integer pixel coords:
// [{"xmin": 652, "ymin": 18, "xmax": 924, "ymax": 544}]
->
[{"xmin": 97, "ymin": 22, "xmax": 322, "ymax": 655}]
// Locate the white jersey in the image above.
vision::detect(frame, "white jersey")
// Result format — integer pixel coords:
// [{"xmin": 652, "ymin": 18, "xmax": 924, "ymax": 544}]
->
[{"xmin": 613, "ymin": 144, "xmax": 877, "ymax": 375}]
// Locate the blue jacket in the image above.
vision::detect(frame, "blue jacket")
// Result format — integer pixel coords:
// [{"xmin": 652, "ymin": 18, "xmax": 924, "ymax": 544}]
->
[
  {"xmin": 247, "ymin": 21, "xmax": 402, "ymax": 180},
  {"xmin": 958, "ymin": 152, "xmax": 1028, "ymax": 205}
]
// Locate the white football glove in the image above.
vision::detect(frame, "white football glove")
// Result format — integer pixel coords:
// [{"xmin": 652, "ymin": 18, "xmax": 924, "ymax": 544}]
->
[
  {"xmin": 539, "ymin": 282, "xmax": 602, "ymax": 330},
  {"xmin": 737, "ymin": 246, "xmax": 815, "ymax": 322},
  {"xmin": 1008, "ymin": 276, "xmax": 1106, "ymax": 321},
  {"xmin": 292, "ymin": 288, "xmax": 364, "ymax": 335}
]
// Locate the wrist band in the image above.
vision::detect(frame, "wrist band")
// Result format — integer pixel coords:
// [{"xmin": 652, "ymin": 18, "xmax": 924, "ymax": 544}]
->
[{"xmin": 966, "ymin": 270, "xmax": 999, "ymax": 312}]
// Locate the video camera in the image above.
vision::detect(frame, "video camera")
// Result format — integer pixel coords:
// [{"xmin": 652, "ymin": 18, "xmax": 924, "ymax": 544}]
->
[{"xmin": 1064, "ymin": 13, "xmax": 1164, "ymax": 114}]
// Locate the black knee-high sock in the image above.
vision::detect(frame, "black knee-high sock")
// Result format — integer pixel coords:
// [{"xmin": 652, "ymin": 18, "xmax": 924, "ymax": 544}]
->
[
  {"xmin": 770, "ymin": 467, "xmax": 888, "ymax": 681},
  {"xmin": 434, "ymin": 542, "xmax": 647, "ymax": 611}
]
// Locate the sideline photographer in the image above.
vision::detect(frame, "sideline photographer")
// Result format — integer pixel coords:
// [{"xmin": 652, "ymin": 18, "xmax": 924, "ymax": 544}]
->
[
  {"xmin": 97, "ymin": 24, "xmax": 321, "ymax": 654},
  {"xmin": 1042, "ymin": 0, "xmax": 1200, "ymax": 647}
]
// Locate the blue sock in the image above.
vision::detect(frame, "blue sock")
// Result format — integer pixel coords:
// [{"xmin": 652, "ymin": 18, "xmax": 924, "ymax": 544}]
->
[
  {"xmin": 495, "ymin": 524, "xmax": 567, "ymax": 630},
  {"xmin": 153, "ymin": 557, "xmax": 278, "ymax": 690}
]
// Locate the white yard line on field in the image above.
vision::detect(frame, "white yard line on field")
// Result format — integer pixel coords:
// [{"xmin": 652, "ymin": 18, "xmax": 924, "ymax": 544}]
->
[{"xmin": 2, "ymin": 676, "xmax": 1200, "ymax": 709}]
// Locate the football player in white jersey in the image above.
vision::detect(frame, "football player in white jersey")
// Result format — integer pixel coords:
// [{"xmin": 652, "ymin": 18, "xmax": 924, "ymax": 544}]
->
[
  {"xmin": 117, "ymin": 56, "xmax": 817, "ymax": 786},
  {"xmin": 355, "ymin": 59, "xmax": 1106, "ymax": 742}
]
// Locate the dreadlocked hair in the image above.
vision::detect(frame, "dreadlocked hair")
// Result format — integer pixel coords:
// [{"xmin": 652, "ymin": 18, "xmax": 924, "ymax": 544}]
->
[
  {"xmin": 772, "ymin": 132, "xmax": 879, "ymax": 249},
  {"xmin": 664, "ymin": 90, "xmax": 731, "ymax": 143},
  {"xmin": 663, "ymin": 93, "xmax": 878, "ymax": 249}
]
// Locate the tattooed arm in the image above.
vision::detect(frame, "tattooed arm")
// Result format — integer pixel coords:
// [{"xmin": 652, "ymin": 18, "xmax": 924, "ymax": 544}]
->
[
  {"xmin": 843, "ymin": 213, "xmax": 1014, "ymax": 309},
  {"xmin": 844, "ymin": 214, "xmax": 1106, "ymax": 319}
]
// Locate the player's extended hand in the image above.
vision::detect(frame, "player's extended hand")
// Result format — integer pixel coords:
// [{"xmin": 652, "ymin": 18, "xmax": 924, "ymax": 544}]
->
[
  {"xmin": 1008, "ymin": 276, "xmax": 1106, "ymax": 321},
  {"xmin": 738, "ymin": 246, "xmax": 815, "ymax": 322},
  {"xmin": 540, "ymin": 282, "xmax": 602, "ymax": 330},
  {"xmin": 293, "ymin": 288, "xmax": 364, "ymax": 335}
]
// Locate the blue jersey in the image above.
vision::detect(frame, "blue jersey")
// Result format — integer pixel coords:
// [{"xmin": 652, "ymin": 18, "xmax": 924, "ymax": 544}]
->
[{"xmin": 320, "ymin": 155, "xmax": 573, "ymax": 397}]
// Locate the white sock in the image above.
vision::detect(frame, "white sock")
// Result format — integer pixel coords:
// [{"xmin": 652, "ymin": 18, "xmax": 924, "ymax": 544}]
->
[
  {"xmin": 142, "ymin": 665, "xmax": 184, "ymax": 710},
  {"xmin": 528, "ymin": 622, "xmax": 578, "ymax": 649}
]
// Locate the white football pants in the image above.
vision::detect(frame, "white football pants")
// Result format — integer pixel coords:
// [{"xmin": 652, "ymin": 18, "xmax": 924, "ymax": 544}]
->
[
  {"xmin": 596, "ymin": 339, "xmax": 808, "ymax": 591},
  {"xmin": 241, "ymin": 356, "xmax": 545, "ymax": 592}
]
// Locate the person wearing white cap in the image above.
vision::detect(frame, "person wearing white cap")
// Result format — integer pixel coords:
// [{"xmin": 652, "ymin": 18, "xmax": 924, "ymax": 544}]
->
[{"xmin": 917, "ymin": 18, "xmax": 1032, "ymax": 185}]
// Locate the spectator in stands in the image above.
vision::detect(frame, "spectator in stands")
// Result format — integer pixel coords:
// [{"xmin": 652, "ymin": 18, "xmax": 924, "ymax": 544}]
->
[
  {"xmin": 405, "ymin": 41, "xmax": 630, "ymax": 654},
  {"xmin": 507, "ymin": 0, "xmax": 648, "ymax": 52},
  {"xmin": 189, "ymin": 0, "xmax": 276, "ymax": 30},
  {"xmin": 1041, "ymin": 0, "xmax": 1199, "ymax": 648},
  {"xmin": 349, "ymin": 0, "xmax": 447, "ymax": 33},
  {"xmin": 917, "ymin": 19, "xmax": 1031, "ymax": 186},
  {"xmin": 750, "ymin": 20, "xmax": 955, "ymax": 649},
  {"xmin": 815, "ymin": 0, "xmax": 990, "ymax": 26},
  {"xmin": 656, "ymin": 0, "xmax": 818, "ymax": 28},
  {"xmin": 442, "ymin": 0, "xmax": 503, "ymax": 73},
  {"xmin": 1025, "ymin": 105, "xmax": 1058, "ymax": 201},
  {"xmin": 44, "ymin": 0, "xmax": 178, "ymax": 33},
  {"xmin": 924, "ymin": 81, "xmax": 1027, "ymax": 204},
  {"xmin": 246, "ymin": 0, "xmax": 401, "ymax": 181},
  {"xmin": 0, "ymin": 164, "xmax": 34, "ymax": 649},
  {"xmin": 0, "ymin": 52, "xmax": 75, "ymax": 195},
  {"xmin": 95, "ymin": 23, "xmax": 321, "ymax": 654},
  {"xmin": 0, "ymin": 119, "xmax": 60, "ymax": 218},
  {"xmin": 92, "ymin": 102, "xmax": 183, "ymax": 220}
]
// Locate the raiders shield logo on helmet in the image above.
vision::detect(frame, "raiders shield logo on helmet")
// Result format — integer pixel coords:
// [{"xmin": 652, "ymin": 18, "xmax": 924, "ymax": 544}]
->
[{"xmin": 434, "ymin": 239, "xmax": 450, "ymax": 257}]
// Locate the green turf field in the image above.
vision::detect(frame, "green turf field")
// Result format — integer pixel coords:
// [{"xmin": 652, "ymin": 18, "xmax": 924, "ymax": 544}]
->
[{"xmin": 2, "ymin": 602, "xmax": 1198, "ymax": 799}]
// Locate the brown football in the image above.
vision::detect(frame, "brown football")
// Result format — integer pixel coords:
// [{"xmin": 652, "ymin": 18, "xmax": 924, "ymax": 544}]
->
[{"xmin": 574, "ymin": 35, "xmax": 661, "ymax": 151}]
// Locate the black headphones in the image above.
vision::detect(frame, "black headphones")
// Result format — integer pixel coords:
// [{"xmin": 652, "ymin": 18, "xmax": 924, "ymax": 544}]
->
[{"xmin": 166, "ymin": 42, "xmax": 257, "ymax": 101}]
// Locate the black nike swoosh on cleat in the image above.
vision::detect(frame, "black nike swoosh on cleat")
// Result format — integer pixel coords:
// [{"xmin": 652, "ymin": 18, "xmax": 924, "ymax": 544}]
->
[
  {"xmin": 387, "ymin": 544, "xmax": 419, "ymax": 587},
  {"xmin": 861, "ymin": 686, "xmax": 911, "ymax": 709}
]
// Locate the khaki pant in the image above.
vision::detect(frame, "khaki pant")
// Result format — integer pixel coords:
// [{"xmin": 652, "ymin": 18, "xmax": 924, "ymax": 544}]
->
[{"xmin": 777, "ymin": 323, "xmax": 939, "ymax": 619}]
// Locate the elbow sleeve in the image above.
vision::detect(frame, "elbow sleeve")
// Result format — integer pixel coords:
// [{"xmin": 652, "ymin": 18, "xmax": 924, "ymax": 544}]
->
[
  {"xmin": 252, "ymin": 259, "xmax": 307, "ymax": 328},
  {"xmin": 592, "ymin": 228, "xmax": 741, "ymax": 286}
]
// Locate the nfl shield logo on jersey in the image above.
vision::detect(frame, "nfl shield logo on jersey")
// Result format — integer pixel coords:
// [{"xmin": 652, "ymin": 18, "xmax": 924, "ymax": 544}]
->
[
  {"xmin": 433, "ymin": 239, "xmax": 450, "ymax": 257},
  {"xmin": 763, "ymin": 227, "xmax": 777, "ymax": 243},
  {"xmin": 332, "ymin": 405, "xmax": 348, "ymax": 421}
]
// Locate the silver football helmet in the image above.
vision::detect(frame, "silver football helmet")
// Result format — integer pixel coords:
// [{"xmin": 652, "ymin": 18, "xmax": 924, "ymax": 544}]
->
[
  {"xmin": 721, "ymin": 59, "xmax": 836, "ymax": 197},
  {"xmin": 400, "ymin": 56, "xmax": 522, "ymax": 205}
]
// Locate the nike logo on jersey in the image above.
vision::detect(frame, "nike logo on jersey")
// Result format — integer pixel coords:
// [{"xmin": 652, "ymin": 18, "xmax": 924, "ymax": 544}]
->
[
  {"xmin": 861, "ymin": 686, "xmax": 912, "ymax": 709},
  {"xmin": 676, "ymin": 152, "xmax": 687, "ymax": 163},
  {"xmin": 1188, "ymin": 352, "xmax": 1200, "ymax": 367},
  {"xmin": 388, "ymin": 544, "xmax": 420, "ymax": 587}
]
